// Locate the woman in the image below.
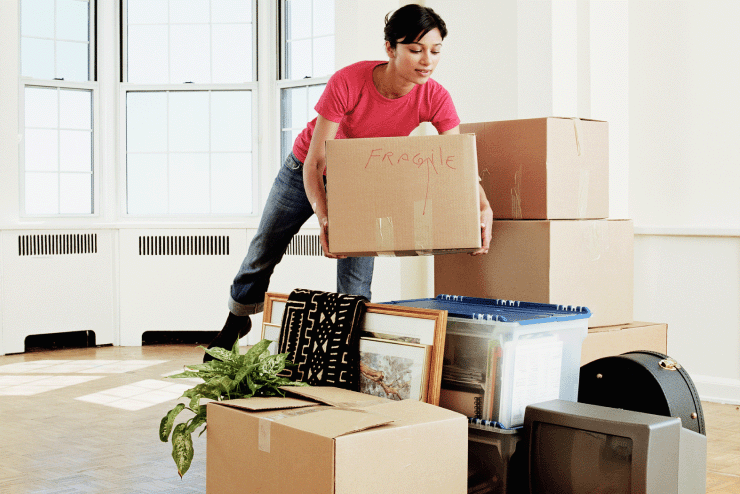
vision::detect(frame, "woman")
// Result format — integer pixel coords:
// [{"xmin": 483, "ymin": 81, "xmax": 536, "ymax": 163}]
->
[{"xmin": 205, "ymin": 4, "xmax": 493, "ymax": 361}]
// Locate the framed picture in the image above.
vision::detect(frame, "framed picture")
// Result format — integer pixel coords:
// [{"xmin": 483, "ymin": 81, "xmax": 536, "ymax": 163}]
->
[
  {"xmin": 263, "ymin": 292, "xmax": 447, "ymax": 405},
  {"xmin": 359, "ymin": 337, "xmax": 430, "ymax": 402},
  {"xmin": 260, "ymin": 322, "xmax": 281, "ymax": 355}
]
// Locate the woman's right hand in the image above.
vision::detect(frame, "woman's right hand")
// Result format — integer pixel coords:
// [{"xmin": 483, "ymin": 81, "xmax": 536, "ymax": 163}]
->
[{"xmin": 318, "ymin": 215, "xmax": 346, "ymax": 260}]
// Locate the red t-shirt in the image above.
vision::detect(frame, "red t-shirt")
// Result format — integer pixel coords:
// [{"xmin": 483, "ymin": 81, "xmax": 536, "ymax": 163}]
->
[{"xmin": 292, "ymin": 60, "xmax": 460, "ymax": 163}]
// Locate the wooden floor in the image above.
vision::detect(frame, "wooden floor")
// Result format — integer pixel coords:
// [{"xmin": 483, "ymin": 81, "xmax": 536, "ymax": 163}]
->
[{"xmin": 0, "ymin": 344, "xmax": 738, "ymax": 493}]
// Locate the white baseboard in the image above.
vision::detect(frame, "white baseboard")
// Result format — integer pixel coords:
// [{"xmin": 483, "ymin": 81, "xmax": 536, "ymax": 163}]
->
[{"xmin": 693, "ymin": 375, "xmax": 740, "ymax": 405}]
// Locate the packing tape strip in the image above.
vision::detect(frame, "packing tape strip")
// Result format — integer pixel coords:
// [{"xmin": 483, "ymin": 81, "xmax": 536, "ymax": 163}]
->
[
  {"xmin": 376, "ymin": 216, "xmax": 395, "ymax": 255},
  {"xmin": 578, "ymin": 169, "xmax": 590, "ymax": 217},
  {"xmin": 511, "ymin": 166, "xmax": 523, "ymax": 219},
  {"xmin": 571, "ymin": 117, "xmax": 584, "ymax": 156},
  {"xmin": 414, "ymin": 199, "xmax": 433, "ymax": 255},
  {"xmin": 258, "ymin": 418, "xmax": 271, "ymax": 453},
  {"xmin": 584, "ymin": 220, "xmax": 609, "ymax": 261}
]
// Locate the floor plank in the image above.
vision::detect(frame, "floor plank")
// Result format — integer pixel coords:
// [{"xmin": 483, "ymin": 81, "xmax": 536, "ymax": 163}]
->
[{"xmin": 0, "ymin": 344, "xmax": 738, "ymax": 493}]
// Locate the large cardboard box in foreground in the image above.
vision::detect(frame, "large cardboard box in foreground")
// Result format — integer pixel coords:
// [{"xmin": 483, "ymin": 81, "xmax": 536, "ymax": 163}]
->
[
  {"xmin": 581, "ymin": 321, "xmax": 668, "ymax": 365},
  {"xmin": 460, "ymin": 117, "xmax": 609, "ymax": 219},
  {"xmin": 206, "ymin": 386, "xmax": 467, "ymax": 494},
  {"xmin": 434, "ymin": 219, "xmax": 634, "ymax": 328},
  {"xmin": 326, "ymin": 134, "xmax": 481, "ymax": 256}
]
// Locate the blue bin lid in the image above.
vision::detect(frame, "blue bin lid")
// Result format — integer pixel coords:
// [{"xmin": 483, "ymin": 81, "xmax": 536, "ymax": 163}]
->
[{"xmin": 383, "ymin": 294, "xmax": 591, "ymax": 325}]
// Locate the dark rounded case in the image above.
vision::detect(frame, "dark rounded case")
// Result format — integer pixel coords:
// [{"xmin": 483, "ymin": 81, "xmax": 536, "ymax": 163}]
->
[{"xmin": 578, "ymin": 350, "xmax": 705, "ymax": 435}]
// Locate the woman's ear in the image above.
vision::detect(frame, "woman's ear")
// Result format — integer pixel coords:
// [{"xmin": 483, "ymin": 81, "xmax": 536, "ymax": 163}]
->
[{"xmin": 385, "ymin": 40, "xmax": 395, "ymax": 58}]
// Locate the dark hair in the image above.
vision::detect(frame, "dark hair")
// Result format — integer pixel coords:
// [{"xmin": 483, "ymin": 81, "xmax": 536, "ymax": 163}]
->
[{"xmin": 384, "ymin": 4, "xmax": 448, "ymax": 49}]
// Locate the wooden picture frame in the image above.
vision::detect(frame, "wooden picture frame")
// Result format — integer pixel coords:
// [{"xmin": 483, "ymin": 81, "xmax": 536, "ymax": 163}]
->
[{"xmin": 262, "ymin": 292, "xmax": 448, "ymax": 405}]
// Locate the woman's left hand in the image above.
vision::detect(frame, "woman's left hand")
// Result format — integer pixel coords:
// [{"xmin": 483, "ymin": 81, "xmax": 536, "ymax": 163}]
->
[{"xmin": 470, "ymin": 184, "xmax": 493, "ymax": 256}]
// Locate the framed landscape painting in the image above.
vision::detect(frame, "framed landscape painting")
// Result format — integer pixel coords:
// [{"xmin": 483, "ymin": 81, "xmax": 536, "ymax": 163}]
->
[{"xmin": 359, "ymin": 337, "xmax": 430, "ymax": 401}]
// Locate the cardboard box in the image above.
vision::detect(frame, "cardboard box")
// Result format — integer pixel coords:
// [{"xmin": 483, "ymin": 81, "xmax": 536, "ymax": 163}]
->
[
  {"xmin": 434, "ymin": 219, "xmax": 634, "ymax": 328},
  {"xmin": 581, "ymin": 321, "xmax": 668, "ymax": 365},
  {"xmin": 460, "ymin": 117, "xmax": 609, "ymax": 219},
  {"xmin": 206, "ymin": 386, "xmax": 467, "ymax": 494},
  {"xmin": 326, "ymin": 134, "xmax": 481, "ymax": 256}
]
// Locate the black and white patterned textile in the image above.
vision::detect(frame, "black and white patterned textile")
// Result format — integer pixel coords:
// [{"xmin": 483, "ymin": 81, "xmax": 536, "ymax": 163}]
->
[{"xmin": 278, "ymin": 289, "xmax": 367, "ymax": 390}]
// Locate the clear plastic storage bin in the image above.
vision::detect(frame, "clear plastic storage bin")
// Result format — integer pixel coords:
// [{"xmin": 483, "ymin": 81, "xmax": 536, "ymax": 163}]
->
[{"xmin": 384, "ymin": 295, "xmax": 591, "ymax": 428}]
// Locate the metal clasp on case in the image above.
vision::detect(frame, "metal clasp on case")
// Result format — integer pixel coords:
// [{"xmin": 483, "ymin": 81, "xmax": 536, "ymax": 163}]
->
[{"xmin": 659, "ymin": 358, "xmax": 682, "ymax": 371}]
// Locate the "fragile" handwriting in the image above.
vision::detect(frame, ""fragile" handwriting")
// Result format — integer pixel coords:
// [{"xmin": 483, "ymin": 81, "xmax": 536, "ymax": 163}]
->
[{"xmin": 364, "ymin": 147, "xmax": 457, "ymax": 171}]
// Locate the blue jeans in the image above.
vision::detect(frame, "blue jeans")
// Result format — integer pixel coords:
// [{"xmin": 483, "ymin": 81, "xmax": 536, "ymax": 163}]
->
[{"xmin": 228, "ymin": 153, "xmax": 374, "ymax": 315}]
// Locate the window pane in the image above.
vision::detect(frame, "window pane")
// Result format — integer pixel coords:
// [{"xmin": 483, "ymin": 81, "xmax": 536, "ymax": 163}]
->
[
  {"xmin": 313, "ymin": 36, "xmax": 334, "ymax": 77},
  {"xmin": 212, "ymin": 24, "xmax": 252, "ymax": 83},
  {"xmin": 126, "ymin": 92, "xmax": 168, "ymax": 153},
  {"xmin": 287, "ymin": 39, "xmax": 311, "ymax": 79},
  {"xmin": 211, "ymin": 153, "xmax": 251, "ymax": 214},
  {"xmin": 126, "ymin": 0, "xmax": 254, "ymax": 83},
  {"xmin": 126, "ymin": 153, "xmax": 168, "ymax": 215},
  {"xmin": 25, "ymin": 173, "xmax": 59, "ymax": 214},
  {"xmin": 59, "ymin": 173, "xmax": 92, "ymax": 214},
  {"xmin": 313, "ymin": 0, "xmax": 333, "ymax": 37},
  {"xmin": 127, "ymin": 25, "xmax": 169, "ymax": 84},
  {"xmin": 59, "ymin": 89, "xmax": 92, "ymax": 129},
  {"xmin": 59, "ymin": 130, "xmax": 92, "ymax": 172},
  {"xmin": 169, "ymin": 0, "xmax": 210, "ymax": 23},
  {"xmin": 286, "ymin": 0, "xmax": 311, "ymax": 40},
  {"xmin": 21, "ymin": 0, "xmax": 91, "ymax": 81},
  {"xmin": 169, "ymin": 91, "xmax": 210, "ymax": 152},
  {"xmin": 169, "ymin": 153, "xmax": 210, "ymax": 214},
  {"xmin": 127, "ymin": 0, "xmax": 167, "ymax": 24},
  {"xmin": 212, "ymin": 0, "xmax": 251, "ymax": 23},
  {"xmin": 281, "ymin": 86, "xmax": 308, "ymax": 131},
  {"xmin": 307, "ymin": 84, "xmax": 324, "ymax": 119},
  {"xmin": 57, "ymin": 41, "xmax": 90, "ymax": 81},
  {"xmin": 21, "ymin": 0, "xmax": 55, "ymax": 38},
  {"xmin": 21, "ymin": 38, "xmax": 55, "ymax": 80},
  {"xmin": 57, "ymin": 0, "xmax": 89, "ymax": 42},
  {"xmin": 211, "ymin": 91, "xmax": 251, "ymax": 152},
  {"xmin": 25, "ymin": 86, "xmax": 58, "ymax": 128},
  {"xmin": 170, "ymin": 24, "xmax": 211, "ymax": 83},
  {"xmin": 25, "ymin": 129, "xmax": 59, "ymax": 172}
]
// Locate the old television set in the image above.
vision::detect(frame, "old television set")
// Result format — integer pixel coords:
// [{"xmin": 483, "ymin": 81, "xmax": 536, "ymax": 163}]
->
[{"xmin": 524, "ymin": 400, "xmax": 706, "ymax": 494}]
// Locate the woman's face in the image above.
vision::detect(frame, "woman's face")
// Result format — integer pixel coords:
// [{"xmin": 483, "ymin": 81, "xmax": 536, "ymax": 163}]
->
[{"xmin": 387, "ymin": 27, "xmax": 443, "ymax": 86}]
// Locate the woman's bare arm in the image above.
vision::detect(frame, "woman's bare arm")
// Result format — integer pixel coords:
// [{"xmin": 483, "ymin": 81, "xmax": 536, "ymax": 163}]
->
[{"xmin": 302, "ymin": 115, "xmax": 343, "ymax": 259}]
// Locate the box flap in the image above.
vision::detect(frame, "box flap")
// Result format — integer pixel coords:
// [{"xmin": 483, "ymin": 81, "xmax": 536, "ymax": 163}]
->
[
  {"xmin": 281, "ymin": 385, "xmax": 390, "ymax": 408},
  {"xmin": 272, "ymin": 407, "xmax": 394, "ymax": 438},
  {"xmin": 215, "ymin": 395, "xmax": 317, "ymax": 412}
]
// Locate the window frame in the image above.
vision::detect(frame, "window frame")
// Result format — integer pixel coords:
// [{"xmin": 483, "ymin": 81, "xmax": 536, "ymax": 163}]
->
[
  {"xmin": 276, "ymin": 0, "xmax": 334, "ymax": 166},
  {"xmin": 119, "ymin": 0, "xmax": 261, "ymax": 219},
  {"xmin": 118, "ymin": 83, "xmax": 260, "ymax": 218},
  {"xmin": 18, "ymin": 0, "xmax": 99, "ymax": 218}
]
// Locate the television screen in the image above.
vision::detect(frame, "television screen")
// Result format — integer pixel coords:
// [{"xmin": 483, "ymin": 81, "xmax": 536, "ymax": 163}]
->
[
  {"xmin": 524, "ymin": 400, "xmax": 707, "ymax": 494},
  {"xmin": 531, "ymin": 422, "xmax": 632, "ymax": 493}
]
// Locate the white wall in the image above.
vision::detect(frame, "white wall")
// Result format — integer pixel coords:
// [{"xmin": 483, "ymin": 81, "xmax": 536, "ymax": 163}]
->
[
  {"xmin": 628, "ymin": 0, "xmax": 740, "ymax": 403},
  {"xmin": 429, "ymin": 0, "xmax": 739, "ymax": 403}
]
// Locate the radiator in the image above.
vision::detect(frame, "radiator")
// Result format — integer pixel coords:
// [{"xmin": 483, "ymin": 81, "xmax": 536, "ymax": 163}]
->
[{"xmin": 0, "ymin": 230, "xmax": 116, "ymax": 355}]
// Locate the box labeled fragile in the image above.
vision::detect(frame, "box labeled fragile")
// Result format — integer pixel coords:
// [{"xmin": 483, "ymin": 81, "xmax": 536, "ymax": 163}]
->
[
  {"xmin": 460, "ymin": 117, "xmax": 609, "ymax": 219},
  {"xmin": 326, "ymin": 134, "xmax": 481, "ymax": 256},
  {"xmin": 206, "ymin": 386, "xmax": 467, "ymax": 494}
]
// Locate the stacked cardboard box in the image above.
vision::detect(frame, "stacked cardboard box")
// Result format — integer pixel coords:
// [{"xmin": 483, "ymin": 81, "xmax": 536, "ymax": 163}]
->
[{"xmin": 436, "ymin": 117, "xmax": 633, "ymax": 329}]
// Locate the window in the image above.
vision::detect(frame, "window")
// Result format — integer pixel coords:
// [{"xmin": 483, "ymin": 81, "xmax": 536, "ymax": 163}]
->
[
  {"xmin": 122, "ymin": 0, "xmax": 257, "ymax": 216},
  {"xmin": 279, "ymin": 0, "xmax": 335, "ymax": 163},
  {"xmin": 20, "ymin": 0, "xmax": 96, "ymax": 216}
]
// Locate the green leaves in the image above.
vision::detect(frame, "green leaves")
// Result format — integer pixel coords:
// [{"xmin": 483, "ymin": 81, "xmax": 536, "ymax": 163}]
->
[{"xmin": 157, "ymin": 338, "xmax": 308, "ymax": 478}]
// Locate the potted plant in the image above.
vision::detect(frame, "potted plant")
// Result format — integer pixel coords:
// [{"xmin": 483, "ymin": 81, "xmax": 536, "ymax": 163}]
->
[{"xmin": 158, "ymin": 338, "xmax": 308, "ymax": 477}]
